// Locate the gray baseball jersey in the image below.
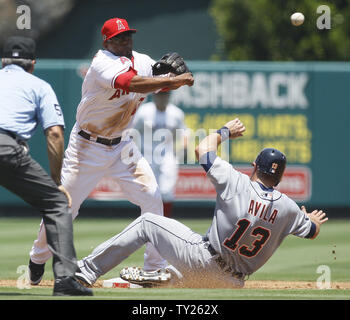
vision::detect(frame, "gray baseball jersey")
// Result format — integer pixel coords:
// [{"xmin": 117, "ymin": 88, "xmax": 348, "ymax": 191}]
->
[{"xmin": 205, "ymin": 155, "xmax": 313, "ymax": 275}]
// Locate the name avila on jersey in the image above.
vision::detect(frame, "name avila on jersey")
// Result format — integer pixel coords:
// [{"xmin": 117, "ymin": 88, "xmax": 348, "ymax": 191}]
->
[{"xmin": 247, "ymin": 199, "xmax": 278, "ymax": 224}]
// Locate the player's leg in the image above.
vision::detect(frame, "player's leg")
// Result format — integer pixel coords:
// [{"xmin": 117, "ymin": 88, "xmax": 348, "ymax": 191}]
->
[
  {"xmin": 157, "ymin": 156, "xmax": 178, "ymax": 218},
  {"xmin": 163, "ymin": 202, "xmax": 173, "ymax": 218},
  {"xmin": 111, "ymin": 140, "xmax": 168, "ymax": 271},
  {"xmin": 116, "ymin": 145, "xmax": 163, "ymax": 215},
  {"xmin": 77, "ymin": 212, "xmax": 212, "ymax": 285},
  {"xmin": 150, "ymin": 162, "xmax": 175, "ymax": 217}
]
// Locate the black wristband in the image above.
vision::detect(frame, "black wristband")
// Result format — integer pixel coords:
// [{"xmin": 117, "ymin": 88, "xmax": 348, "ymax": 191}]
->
[
  {"xmin": 216, "ymin": 126, "xmax": 230, "ymax": 141},
  {"xmin": 305, "ymin": 221, "xmax": 317, "ymax": 239}
]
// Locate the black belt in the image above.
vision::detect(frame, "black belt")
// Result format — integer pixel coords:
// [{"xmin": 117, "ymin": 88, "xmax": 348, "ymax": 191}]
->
[
  {"xmin": 0, "ymin": 128, "xmax": 18, "ymax": 140},
  {"xmin": 78, "ymin": 130, "xmax": 122, "ymax": 146},
  {"xmin": 207, "ymin": 243, "xmax": 245, "ymax": 280},
  {"xmin": 0, "ymin": 128, "xmax": 29, "ymax": 153},
  {"xmin": 0, "ymin": 128, "xmax": 26, "ymax": 144}
]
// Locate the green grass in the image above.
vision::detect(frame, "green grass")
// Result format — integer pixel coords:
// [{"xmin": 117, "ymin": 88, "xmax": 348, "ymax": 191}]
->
[
  {"xmin": 0, "ymin": 287, "xmax": 349, "ymax": 300},
  {"xmin": 0, "ymin": 216, "xmax": 349, "ymax": 300}
]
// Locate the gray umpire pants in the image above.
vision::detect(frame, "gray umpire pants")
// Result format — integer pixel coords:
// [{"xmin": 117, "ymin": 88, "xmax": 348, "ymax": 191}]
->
[{"xmin": 0, "ymin": 131, "xmax": 78, "ymax": 279}]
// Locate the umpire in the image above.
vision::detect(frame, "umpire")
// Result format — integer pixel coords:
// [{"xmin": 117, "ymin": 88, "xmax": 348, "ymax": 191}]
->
[{"xmin": 0, "ymin": 36, "xmax": 92, "ymax": 296}]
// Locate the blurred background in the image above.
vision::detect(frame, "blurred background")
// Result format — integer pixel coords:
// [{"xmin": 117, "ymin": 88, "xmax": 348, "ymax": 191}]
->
[{"xmin": 0, "ymin": 0, "xmax": 349, "ymax": 219}]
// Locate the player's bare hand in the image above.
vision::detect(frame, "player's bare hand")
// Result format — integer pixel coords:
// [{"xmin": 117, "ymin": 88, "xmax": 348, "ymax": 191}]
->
[
  {"xmin": 169, "ymin": 73, "xmax": 194, "ymax": 89},
  {"xmin": 58, "ymin": 185, "xmax": 72, "ymax": 208},
  {"xmin": 224, "ymin": 118, "xmax": 246, "ymax": 139},
  {"xmin": 305, "ymin": 208, "xmax": 328, "ymax": 225},
  {"xmin": 301, "ymin": 206, "xmax": 328, "ymax": 224},
  {"xmin": 301, "ymin": 206, "xmax": 328, "ymax": 239}
]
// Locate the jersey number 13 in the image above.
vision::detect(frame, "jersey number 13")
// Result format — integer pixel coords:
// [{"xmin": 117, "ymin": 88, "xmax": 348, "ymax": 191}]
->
[{"xmin": 223, "ymin": 219, "xmax": 270, "ymax": 258}]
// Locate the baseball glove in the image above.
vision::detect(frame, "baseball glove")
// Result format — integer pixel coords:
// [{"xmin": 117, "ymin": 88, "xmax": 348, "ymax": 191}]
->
[{"xmin": 152, "ymin": 52, "xmax": 190, "ymax": 76}]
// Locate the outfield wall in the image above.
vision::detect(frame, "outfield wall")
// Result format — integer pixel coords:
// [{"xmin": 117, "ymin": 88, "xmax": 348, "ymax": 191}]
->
[{"xmin": 0, "ymin": 60, "xmax": 349, "ymax": 216}]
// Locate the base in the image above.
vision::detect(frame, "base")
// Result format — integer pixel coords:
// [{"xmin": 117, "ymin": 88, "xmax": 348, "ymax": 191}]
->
[{"xmin": 102, "ymin": 277, "xmax": 143, "ymax": 289}]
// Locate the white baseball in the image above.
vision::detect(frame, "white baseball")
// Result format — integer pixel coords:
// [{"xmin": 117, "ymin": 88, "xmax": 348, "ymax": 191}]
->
[{"xmin": 290, "ymin": 12, "xmax": 305, "ymax": 26}]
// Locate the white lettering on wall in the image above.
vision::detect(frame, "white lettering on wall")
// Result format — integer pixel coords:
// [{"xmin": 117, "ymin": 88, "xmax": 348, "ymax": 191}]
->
[{"xmin": 172, "ymin": 72, "xmax": 309, "ymax": 109}]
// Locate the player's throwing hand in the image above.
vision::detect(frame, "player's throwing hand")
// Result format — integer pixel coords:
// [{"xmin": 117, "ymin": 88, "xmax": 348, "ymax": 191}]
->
[
  {"xmin": 224, "ymin": 118, "xmax": 246, "ymax": 139},
  {"xmin": 168, "ymin": 72, "xmax": 194, "ymax": 90}
]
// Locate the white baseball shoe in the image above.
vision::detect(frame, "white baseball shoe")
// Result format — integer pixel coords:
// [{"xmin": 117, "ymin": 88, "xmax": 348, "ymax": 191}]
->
[
  {"xmin": 75, "ymin": 267, "xmax": 93, "ymax": 287},
  {"xmin": 120, "ymin": 267, "xmax": 171, "ymax": 287},
  {"xmin": 74, "ymin": 260, "xmax": 94, "ymax": 287}
]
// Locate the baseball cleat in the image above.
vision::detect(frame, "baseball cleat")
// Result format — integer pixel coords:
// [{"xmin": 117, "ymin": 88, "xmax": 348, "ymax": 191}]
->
[
  {"xmin": 74, "ymin": 267, "xmax": 93, "ymax": 287},
  {"xmin": 120, "ymin": 267, "xmax": 171, "ymax": 287},
  {"xmin": 53, "ymin": 276, "xmax": 93, "ymax": 296},
  {"xmin": 28, "ymin": 259, "xmax": 45, "ymax": 285}
]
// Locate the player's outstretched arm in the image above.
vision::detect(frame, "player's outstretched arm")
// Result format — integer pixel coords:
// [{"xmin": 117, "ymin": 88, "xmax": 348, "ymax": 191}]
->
[
  {"xmin": 301, "ymin": 206, "xmax": 328, "ymax": 239},
  {"xmin": 195, "ymin": 118, "xmax": 245, "ymax": 160},
  {"xmin": 128, "ymin": 73, "xmax": 194, "ymax": 93}
]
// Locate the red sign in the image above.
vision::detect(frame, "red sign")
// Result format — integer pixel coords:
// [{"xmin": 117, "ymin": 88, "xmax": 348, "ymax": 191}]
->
[
  {"xmin": 275, "ymin": 166, "xmax": 312, "ymax": 201},
  {"xmin": 88, "ymin": 165, "xmax": 311, "ymax": 202},
  {"xmin": 174, "ymin": 165, "xmax": 311, "ymax": 201},
  {"xmin": 174, "ymin": 166, "xmax": 217, "ymax": 199}
]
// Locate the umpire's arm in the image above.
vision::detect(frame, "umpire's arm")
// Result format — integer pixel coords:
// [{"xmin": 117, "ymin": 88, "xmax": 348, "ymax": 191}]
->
[
  {"xmin": 45, "ymin": 125, "xmax": 65, "ymax": 185},
  {"xmin": 45, "ymin": 125, "xmax": 72, "ymax": 207}
]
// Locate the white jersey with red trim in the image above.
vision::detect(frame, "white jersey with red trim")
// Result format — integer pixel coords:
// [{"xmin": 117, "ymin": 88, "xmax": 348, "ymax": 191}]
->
[
  {"xmin": 76, "ymin": 49, "xmax": 155, "ymax": 138},
  {"xmin": 29, "ymin": 48, "xmax": 169, "ymax": 272}
]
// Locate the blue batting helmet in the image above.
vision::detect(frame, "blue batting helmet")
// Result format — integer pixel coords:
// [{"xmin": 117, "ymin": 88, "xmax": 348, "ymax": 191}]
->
[{"xmin": 255, "ymin": 148, "xmax": 287, "ymax": 186}]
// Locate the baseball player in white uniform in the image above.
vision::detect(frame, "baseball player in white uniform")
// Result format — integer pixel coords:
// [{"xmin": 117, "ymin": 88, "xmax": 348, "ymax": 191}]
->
[
  {"xmin": 73, "ymin": 118, "xmax": 328, "ymax": 288},
  {"xmin": 28, "ymin": 17, "xmax": 194, "ymax": 285},
  {"xmin": 132, "ymin": 91, "xmax": 188, "ymax": 217}
]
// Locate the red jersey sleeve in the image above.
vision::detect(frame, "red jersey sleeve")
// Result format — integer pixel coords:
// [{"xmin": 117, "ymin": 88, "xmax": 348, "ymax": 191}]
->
[{"xmin": 113, "ymin": 68, "xmax": 137, "ymax": 90}]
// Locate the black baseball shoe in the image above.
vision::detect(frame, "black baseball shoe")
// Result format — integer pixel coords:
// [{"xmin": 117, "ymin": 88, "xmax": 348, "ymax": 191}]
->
[
  {"xmin": 53, "ymin": 276, "xmax": 93, "ymax": 296},
  {"xmin": 28, "ymin": 259, "xmax": 45, "ymax": 285}
]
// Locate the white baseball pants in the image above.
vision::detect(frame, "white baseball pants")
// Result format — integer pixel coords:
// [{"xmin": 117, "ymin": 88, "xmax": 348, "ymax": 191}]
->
[
  {"xmin": 29, "ymin": 124, "xmax": 167, "ymax": 271},
  {"xmin": 151, "ymin": 153, "xmax": 178, "ymax": 202}
]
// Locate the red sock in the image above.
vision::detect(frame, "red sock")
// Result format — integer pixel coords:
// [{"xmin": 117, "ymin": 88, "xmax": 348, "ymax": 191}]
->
[{"xmin": 163, "ymin": 202, "xmax": 173, "ymax": 218}]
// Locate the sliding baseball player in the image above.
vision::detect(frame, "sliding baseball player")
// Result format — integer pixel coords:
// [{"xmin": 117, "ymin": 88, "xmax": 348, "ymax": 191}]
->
[{"xmin": 73, "ymin": 118, "xmax": 328, "ymax": 288}]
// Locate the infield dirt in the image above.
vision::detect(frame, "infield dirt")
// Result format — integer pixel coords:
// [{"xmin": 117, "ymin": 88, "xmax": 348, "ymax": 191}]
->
[{"xmin": 1, "ymin": 279, "xmax": 350, "ymax": 290}]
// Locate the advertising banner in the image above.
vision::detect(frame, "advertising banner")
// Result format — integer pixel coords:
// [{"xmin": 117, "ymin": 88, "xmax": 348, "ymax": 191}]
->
[
  {"xmin": 1, "ymin": 61, "xmax": 349, "ymax": 208},
  {"xmin": 88, "ymin": 62, "xmax": 315, "ymax": 204}
]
